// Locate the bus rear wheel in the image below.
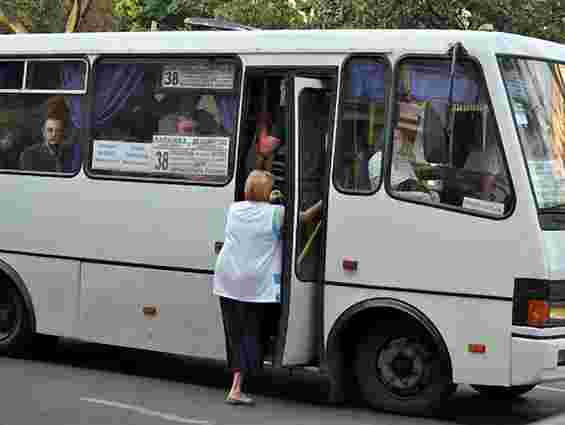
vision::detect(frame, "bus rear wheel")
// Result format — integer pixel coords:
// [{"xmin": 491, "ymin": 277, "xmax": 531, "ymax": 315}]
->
[
  {"xmin": 0, "ymin": 283, "xmax": 31, "ymax": 355},
  {"xmin": 471, "ymin": 384, "xmax": 536, "ymax": 399},
  {"xmin": 354, "ymin": 321, "xmax": 455, "ymax": 415}
]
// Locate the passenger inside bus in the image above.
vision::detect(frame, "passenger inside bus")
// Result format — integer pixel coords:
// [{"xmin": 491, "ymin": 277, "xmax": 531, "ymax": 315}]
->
[
  {"xmin": 242, "ymin": 78, "xmax": 287, "ymax": 196},
  {"xmin": 157, "ymin": 93, "xmax": 225, "ymax": 136},
  {"xmin": 19, "ymin": 96, "xmax": 79, "ymax": 173},
  {"xmin": 385, "ymin": 57, "xmax": 513, "ymax": 215},
  {"xmin": 391, "ymin": 99, "xmax": 440, "ymax": 202}
]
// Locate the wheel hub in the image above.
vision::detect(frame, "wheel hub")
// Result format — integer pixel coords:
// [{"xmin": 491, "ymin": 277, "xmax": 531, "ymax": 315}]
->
[
  {"xmin": 377, "ymin": 336, "xmax": 432, "ymax": 396},
  {"xmin": 391, "ymin": 354, "xmax": 414, "ymax": 378}
]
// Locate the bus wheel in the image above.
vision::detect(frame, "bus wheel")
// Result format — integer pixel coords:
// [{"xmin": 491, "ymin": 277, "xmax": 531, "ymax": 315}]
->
[
  {"xmin": 471, "ymin": 384, "xmax": 536, "ymax": 399},
  {"xmin": 354, "ymin": 322, "xmax": 454, "ymax": 415},
  {"xmin": 0, "ymin": 283, "xmax": 31, "ymax": 355}
]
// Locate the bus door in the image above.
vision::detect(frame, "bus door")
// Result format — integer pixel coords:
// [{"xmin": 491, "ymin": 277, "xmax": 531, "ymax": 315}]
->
[{"xmin": 280, "ymin": 76, "xmax": 331, "ymax": 366}]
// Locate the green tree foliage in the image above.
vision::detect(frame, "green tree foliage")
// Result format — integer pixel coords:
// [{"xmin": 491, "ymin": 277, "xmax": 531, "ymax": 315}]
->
[
  {"xmin": 0, "ymin": 0, "xmax": 66, "ymax": 32},
  {"xmin": 111, "ymin": 0, "xmax": 565, "ymax": 42},
  {"xmin": 113, "ymin": 0, "xmax": 310, "ymax": 30},
  {"xmin": 309, "ymin": 0, "xmax": 565, "ymax": 42},
  {"xmin": 214, "ymin": 0, "xmax": 306, "ymax": 29}
]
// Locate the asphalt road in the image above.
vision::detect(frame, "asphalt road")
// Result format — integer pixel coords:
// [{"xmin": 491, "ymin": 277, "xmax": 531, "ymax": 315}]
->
[{"xmin": 2, "ymin": 338, "xmax": 565, "ymax": 425}]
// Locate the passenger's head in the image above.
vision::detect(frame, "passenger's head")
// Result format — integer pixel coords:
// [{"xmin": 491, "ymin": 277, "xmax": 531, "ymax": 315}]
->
[
  {"xmin": 176, "ymin": 114, "xmax": 199, "ymax": 135},
  {"xmin": 43, "ymin": 118, "xmax": 65, "ymax": 145},
  {"xmin": 244, "ymin": 170, "xmax": 273, "ymax": 202}
]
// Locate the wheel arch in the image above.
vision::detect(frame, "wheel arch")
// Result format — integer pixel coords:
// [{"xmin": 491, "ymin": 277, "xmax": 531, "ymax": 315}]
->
[
  {"xmin": 325, "ymin": 297, "xmax": 452, "ymax": 403},
  {"xmin": 0, "ymin": 258, "xmax": 36, "ymax": 333}
]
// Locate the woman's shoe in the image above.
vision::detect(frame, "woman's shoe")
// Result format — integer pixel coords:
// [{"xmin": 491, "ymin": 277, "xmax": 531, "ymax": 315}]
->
[{"xmin": 226, "ymin": 394, "xmax": 255, "ymax": 405}]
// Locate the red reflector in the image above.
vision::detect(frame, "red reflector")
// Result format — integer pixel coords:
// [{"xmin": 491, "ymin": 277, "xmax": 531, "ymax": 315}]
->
[
  {"xmin": 468, "ymin": 344, "xmax": 486, "ymax": 354},
  {"xmin": 342, "ymin": 258, "xmax": 358, "ymax": 271}
]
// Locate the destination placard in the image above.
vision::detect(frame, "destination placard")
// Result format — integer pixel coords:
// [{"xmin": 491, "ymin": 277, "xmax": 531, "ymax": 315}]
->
[
  {"xmin": 161, "ymin": 61, "xmax": 235, "ymax": 90},
  {"xmin": 152, "ymin": 135, "xmax": 229, "ymax": 177},
  {"xmin": 92, "ymin": 140, "xmax": 152, "ymax": 172}
]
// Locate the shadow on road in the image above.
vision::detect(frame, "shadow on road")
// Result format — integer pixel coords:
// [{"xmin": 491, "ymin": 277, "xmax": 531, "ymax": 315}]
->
[{"xmin": 20, "ymin": 338, "xmax": 565, "ymax": 425}]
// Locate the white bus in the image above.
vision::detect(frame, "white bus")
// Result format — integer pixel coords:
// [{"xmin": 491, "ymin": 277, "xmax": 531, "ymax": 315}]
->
[{"xmin": 0, "ymin": 28, "xmax": 564, "ymax": 415}]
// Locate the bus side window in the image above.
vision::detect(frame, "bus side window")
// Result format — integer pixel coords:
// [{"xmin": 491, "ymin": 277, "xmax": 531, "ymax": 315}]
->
[
  {"xmin": 390, "ymin": 58, "xmax": 515, "ymax": 217},
  {"xmin": 334, "ymin": 57, "xmax": 387, "ymax": 193}
]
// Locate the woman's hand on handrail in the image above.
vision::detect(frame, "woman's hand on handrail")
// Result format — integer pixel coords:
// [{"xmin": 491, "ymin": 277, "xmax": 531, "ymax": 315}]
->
[{"xmin": 300, "ymin": 200, "xmax": 323, "ymax": 224}]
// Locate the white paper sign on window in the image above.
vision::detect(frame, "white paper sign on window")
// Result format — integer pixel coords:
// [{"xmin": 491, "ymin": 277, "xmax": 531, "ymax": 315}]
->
[
  {"xmin": 152, "ymin": 135, "xmax": 229, "ymax": 177},
  {"xmin": 92, "ymin": 140, "xmax": 152, "ymax": 172},
  {"xmin": 161, "ymin": 61, "xmax": 235, "ymax": 90}
]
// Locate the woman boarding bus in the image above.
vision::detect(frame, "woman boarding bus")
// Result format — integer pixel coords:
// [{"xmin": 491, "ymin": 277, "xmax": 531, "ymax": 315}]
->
[{"xmin": 0, "ymin": 29, "xmax": 564, "ymax": 415}]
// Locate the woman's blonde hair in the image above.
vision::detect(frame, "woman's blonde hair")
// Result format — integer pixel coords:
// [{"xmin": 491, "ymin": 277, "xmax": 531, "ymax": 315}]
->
[{"xmin": 244, "ymin": 170, "xmax": 273, "ymax": 202}]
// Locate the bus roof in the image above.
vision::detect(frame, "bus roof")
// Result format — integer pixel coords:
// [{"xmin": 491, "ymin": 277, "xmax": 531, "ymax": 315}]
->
[{"xmin": 0, "ymin": 29, "xmax": 563, "ymax": 61}]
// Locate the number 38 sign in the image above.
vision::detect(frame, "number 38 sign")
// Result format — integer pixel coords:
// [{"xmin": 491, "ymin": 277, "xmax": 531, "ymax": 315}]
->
[
  {"xmin": 162, "ymin": 71, "xmax": 180, "ymax": 87},
  {"xmin": 154, "ymin": 150, "xmax": 169, "ymax": 171},
  {"xmin": 161, "ymin": 61, "xmax": 235, "ymax": 90}
]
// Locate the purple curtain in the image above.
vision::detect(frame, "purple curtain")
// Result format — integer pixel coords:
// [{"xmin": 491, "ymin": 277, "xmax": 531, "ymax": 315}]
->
[
  {"xmin": 62, "ymin": 62, "xmax": 85, "ymax": 128},
  {"xmin": 94, "ymin": 63, "xmax": 144, "ymax": 128},
  {"xmin": 61, "ymin": 63, "xmax": 87, "ymax": 173},
  {"xmin": 348, "ymin": 61, "xmax": 479, "ymax": 104},
  {"xmin": 349, "ymin": 61, "xmax": 386, "ymax": 102},
  {"xmin": 406, "ymin": 63, "xmax": 479, "ymax": 103},
  {"xmin": 0, "ymin": 62, "xmax": 23, "ymax": 90},
  {"xmin": 216, "ymin": 95, "xmax": 238, "ymax": 133}
]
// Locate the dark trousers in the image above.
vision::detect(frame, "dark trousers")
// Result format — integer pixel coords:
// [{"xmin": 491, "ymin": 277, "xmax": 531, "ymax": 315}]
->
[{"xmin": 219, "ymin": 297, "xmax": 265, "ymax": 375}]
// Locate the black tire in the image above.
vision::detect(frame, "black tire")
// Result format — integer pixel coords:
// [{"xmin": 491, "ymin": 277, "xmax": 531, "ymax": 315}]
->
[
  {"xmin": 354, "ymin": 321, "xmax": 455, "ymax": 415},
  {"xmin": 0, "ymin": 283, "xmax": 32, "ymax": 356},
  {"xmin": 471, "ymin": 384, "xmax": 536, "ymax": 399},
  {"xmin": 32, "ymin": 333, "xmax": 59, "ymax": 356}
]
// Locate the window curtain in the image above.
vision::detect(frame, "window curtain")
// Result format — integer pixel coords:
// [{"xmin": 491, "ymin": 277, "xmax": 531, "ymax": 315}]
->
[
  {"xmin": 407, "ymin": 63, "xmax": 479, "ymax": 103},
  {"xmin": 61, "ymin": 63, "xmax": 144, "ymax": 172},
  {"xmin": 93, "ymin": 63, "xmax": 145, "ymax": 129},
  {"xmin": 216, "ymin": 95, "xmax": 238, "ymax": 133},
  {"xmin": 61, "ymin": 62, "xmax": 85, "ymax": 128},
  {"xmin": 61, "ymin": 63, "xmax": 85, "ymax": 173},
  {"xmin": 349, "ymin": 62, "xmax": 386, "ymax": 101},
  {"xmin": 0, "ymin": 62, "xmax": 22, "ymax": 89}
]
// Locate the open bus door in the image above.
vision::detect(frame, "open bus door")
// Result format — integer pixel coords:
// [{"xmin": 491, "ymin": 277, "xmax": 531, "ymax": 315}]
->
[{"xmin": 279, "ymin": 76, "xmax": 331, "ymax": 366}]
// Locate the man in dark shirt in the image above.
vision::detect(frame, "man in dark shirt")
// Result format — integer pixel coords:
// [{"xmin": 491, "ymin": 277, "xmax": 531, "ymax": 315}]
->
[{"xmin": 20, "ymin": 117, "xmax": 74, "ymax": 172}]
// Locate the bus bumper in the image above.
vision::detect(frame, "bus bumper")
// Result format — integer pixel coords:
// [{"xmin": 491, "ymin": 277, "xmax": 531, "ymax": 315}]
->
[{"xmin": 512, "ymin": 335, "xmax": 565, "ymax": 385}]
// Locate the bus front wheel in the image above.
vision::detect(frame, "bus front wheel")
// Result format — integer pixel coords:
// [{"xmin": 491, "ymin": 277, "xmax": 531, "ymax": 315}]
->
[
  {"xmin": 471, "ymin": 384, "xmax": 536, "ymax": 399},
  {"xmin": 354, "ymin": 321, "xmax": 455, "ymax": 415},
  {"xmin": 0, "ymin": 283, "xmax": 31, "ymax": 355}
]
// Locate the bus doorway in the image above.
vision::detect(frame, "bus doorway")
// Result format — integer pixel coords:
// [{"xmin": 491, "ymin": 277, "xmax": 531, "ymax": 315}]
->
[
  {"xmin": 281, "ymin": 76, "xmax": 331, "ymax": 366},
  {"xmin": 236, "ymin": 70, "xmax": 334, "ymax": 368}
]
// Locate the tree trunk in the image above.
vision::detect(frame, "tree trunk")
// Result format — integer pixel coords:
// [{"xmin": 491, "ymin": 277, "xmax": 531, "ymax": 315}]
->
[{"xmin": 64, "ymin": 0, "xmax": 114, "ymax": 32}]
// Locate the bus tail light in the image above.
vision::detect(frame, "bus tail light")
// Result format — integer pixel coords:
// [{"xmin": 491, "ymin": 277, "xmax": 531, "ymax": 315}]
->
[
  {"xmin": 527, "ymin": 300, "xmax": 549, "ymax": 326},
  {"xmin": 514, "ymin": 278, "xmax": 565, "ymax": 328}
]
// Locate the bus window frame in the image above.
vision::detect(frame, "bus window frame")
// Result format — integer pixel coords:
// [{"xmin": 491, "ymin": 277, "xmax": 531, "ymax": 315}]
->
[
  {"xmin": 332, "ymin": 53, "xmax": 392, "ymax": 196},
  {"xmin": 384, "ymin": 52, "xmax": 517, "ymax": 221},
  {"xmin": 0, "ymin": 57, "xmax": 89, "ymax": 95},
  {"xmin": 0, "ymin": 54, "xmax": 89, "ymax": 178},
  {"xmin": 84, "ymin": 54, "xmax": 243, "ymax": 188}
]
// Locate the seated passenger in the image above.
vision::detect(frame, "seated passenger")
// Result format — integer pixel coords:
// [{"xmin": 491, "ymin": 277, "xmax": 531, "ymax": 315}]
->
[
  {"xmin": 390, "ymin": 123, "xmax": 439, "ymax": 202},
  {"xmin": 463, "ymin": 142, "xmax": 503, "ymax": 199},
  {"xmin": 158, "ymin": 94, "xmax": 223, "ymax": 136},
  {"xmin": 19, "ymin": 117, "xmax": 76, "ymax": 172}
]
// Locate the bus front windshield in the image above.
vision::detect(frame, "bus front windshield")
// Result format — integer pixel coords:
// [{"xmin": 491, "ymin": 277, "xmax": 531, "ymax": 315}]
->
[{"xmin": 499, "ymin": 57, "xmax": 565, "ymax": 210}]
